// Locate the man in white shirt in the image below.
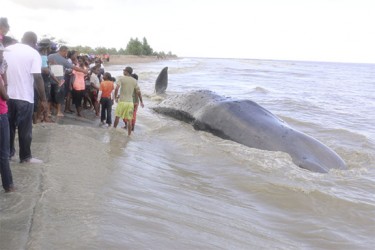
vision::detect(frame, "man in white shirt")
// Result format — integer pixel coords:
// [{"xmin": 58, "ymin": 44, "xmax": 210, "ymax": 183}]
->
[{"xmin": 4, "ymin": 31, "xmax": 47, "ymax": 163}]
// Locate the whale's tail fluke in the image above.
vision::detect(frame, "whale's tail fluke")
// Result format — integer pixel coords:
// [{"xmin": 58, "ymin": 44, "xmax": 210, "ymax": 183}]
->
[{"xmin": 155, "ymin": 67, "xmax": 168, "ymax": 94}]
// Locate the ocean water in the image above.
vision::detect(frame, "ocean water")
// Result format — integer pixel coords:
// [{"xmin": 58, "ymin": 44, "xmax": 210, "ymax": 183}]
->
[{"xmin": 1, "ymin": 58, "xmax": 374, "ymax": 249}]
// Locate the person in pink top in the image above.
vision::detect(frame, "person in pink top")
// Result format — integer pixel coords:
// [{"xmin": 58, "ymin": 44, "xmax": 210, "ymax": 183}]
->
[
  {"xmin": 0, "ymin": 43, "xmax": 14, "ymax": 192},
  {"xmin": 71, "ymin": 56, "xmax": 88, "ymax": 117}
]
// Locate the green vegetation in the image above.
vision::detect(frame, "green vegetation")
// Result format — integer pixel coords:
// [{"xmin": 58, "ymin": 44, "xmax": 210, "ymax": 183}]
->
[
  {"xmin": 41, "ymin": 35, "xmax": 176, "ymax": 58},
  {"xmin": 125, "ymin": 37, "xmax": 153, "ymax": 56}
]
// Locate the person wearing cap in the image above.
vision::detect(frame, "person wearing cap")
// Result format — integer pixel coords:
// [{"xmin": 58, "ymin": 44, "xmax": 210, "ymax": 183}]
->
[
  {"xmin": 113, "ymin": 66, "xmax": 141, "ymax": 136},
  {"xmin": 0, "ymin": 43, "xmax": 14, "ymax": 192},
  {"xmin": 4, "ymin": 31, "xmax": 48, "ymax": 164}
]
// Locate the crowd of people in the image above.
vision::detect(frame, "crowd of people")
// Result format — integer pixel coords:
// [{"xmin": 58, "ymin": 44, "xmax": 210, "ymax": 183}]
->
[{"xmin": 0, "ymin": 17, "xmax": 144, "ymax": 193}]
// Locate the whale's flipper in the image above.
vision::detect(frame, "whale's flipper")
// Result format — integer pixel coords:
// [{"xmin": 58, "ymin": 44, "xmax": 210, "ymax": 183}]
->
[{"xmin": 155, "ymin": 67, "xmax": 168, "ymax": 94}]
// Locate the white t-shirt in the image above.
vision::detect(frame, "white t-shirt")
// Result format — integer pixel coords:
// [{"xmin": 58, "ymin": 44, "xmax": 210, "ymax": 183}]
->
[
  {"xmin": 4, "ymin": 43, "xmax": 42, "ymax": 103},
  {"xmin": 90, "ymin": 73, "xmax": 100, "ymax": 89}
]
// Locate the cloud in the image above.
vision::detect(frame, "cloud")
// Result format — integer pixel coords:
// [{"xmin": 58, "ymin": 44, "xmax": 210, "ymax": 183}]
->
[{"xmin": 11, "ymin": 0, "xmax": 92, "ymax": 10}]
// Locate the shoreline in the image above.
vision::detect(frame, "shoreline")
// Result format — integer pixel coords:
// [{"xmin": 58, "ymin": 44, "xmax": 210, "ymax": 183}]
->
[{"xmin": 103, "ymin": 55, "xmax": 177, "ymax": 66}]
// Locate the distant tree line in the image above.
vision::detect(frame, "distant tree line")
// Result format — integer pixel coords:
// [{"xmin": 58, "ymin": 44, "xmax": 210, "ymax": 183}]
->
[{"xmin": 42, "ymin": 35, "xmax": 176, "ymax": 58}]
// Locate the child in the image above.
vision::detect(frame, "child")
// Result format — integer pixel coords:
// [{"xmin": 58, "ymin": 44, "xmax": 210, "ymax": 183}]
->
[
  {"xmin": 0, "ymin": 44, "xmax": 14, "ymax": 192},
  {"xmin": 98, "ymin": 72, "xmax": 115, "ymax": 126}
]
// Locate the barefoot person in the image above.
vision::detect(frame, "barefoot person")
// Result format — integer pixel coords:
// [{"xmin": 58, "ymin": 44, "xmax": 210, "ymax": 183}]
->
[
  {"xmin": 98, "ymin": 72, "xmax": 115, "ymax": 127},
  {"xmin": 123, "ymin": 73, "xmax": 144, "ymax": 131},
  {"xmin": 64, "ymin": 50, "xmax": 78, "ymax": 114},
  {"xmin": 113, "ymin": 66, "xmax": 141, "ymax": 136},
  {"xmin": 89, "ymin": 65, "xmax": 100, "ymax": 116},
  {"xmin": 4, "ymin": 31, "xmax": 48, "ymax": 163},
  {"xmin": 36, "ymin": 39, "xmax": 60, "ymax": 123},
  {"xmin": 71, "ymin": 56, "xmax": 88, "ymax": 117}
]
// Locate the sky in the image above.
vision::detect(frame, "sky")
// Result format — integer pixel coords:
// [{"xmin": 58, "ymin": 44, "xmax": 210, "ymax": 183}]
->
[{"xmin": 2, "ymin": 0, "xmax": 375, "ymax": 63}]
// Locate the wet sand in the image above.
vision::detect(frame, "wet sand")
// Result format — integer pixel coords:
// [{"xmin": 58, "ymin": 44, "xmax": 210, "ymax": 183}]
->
[{"xmin": 53, "ymin": 107, "xmax": 103, "ymax": 128}]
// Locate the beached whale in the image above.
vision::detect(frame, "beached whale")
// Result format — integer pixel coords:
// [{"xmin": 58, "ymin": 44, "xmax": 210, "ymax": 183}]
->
[{"xmin": 152, "ymin": 70, "xmax": 347, "ymax": 173}]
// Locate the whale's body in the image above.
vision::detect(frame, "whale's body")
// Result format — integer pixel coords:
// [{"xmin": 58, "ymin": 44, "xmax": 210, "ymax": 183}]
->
[{"xmin": 153, "ymin": 89, "xmax": 347, "ymax": 173}]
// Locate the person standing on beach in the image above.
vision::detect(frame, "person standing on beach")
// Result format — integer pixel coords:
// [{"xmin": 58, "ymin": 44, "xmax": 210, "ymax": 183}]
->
[
  {"xmin": 89, "ymin": 65, "xmax": 101, "ymax": 116},
  {"xmin": 123, "ymin": 73, "xmax": 144, "ymax": 131},
  {"xmin": 98, "ymin": 72, "xmax": 114, "ymax": 127},
  {"xmin": 71, "ymin": 56, "xmax": 88, "ymax": 117},
  {"xmin": 64, "ymin": 50, "xmax": 78, "ymax": 114},
  {"xmin": 35, "ymin": 39, "xmax": 58, "ymax": 123},
  {"xmin": 4, "ymin": 31, "xmax": 48, "ymax": 163},
  {"xmin": 113, "ymin": 66, "xmax": 140, "ymax": 136},
  {"xmin": 0, "ymin": 43, "xmax": 14, "ymax": 192},
  {"xmin": 48, "ymin": 46, "xmax": 87, "ymax": 117}
]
